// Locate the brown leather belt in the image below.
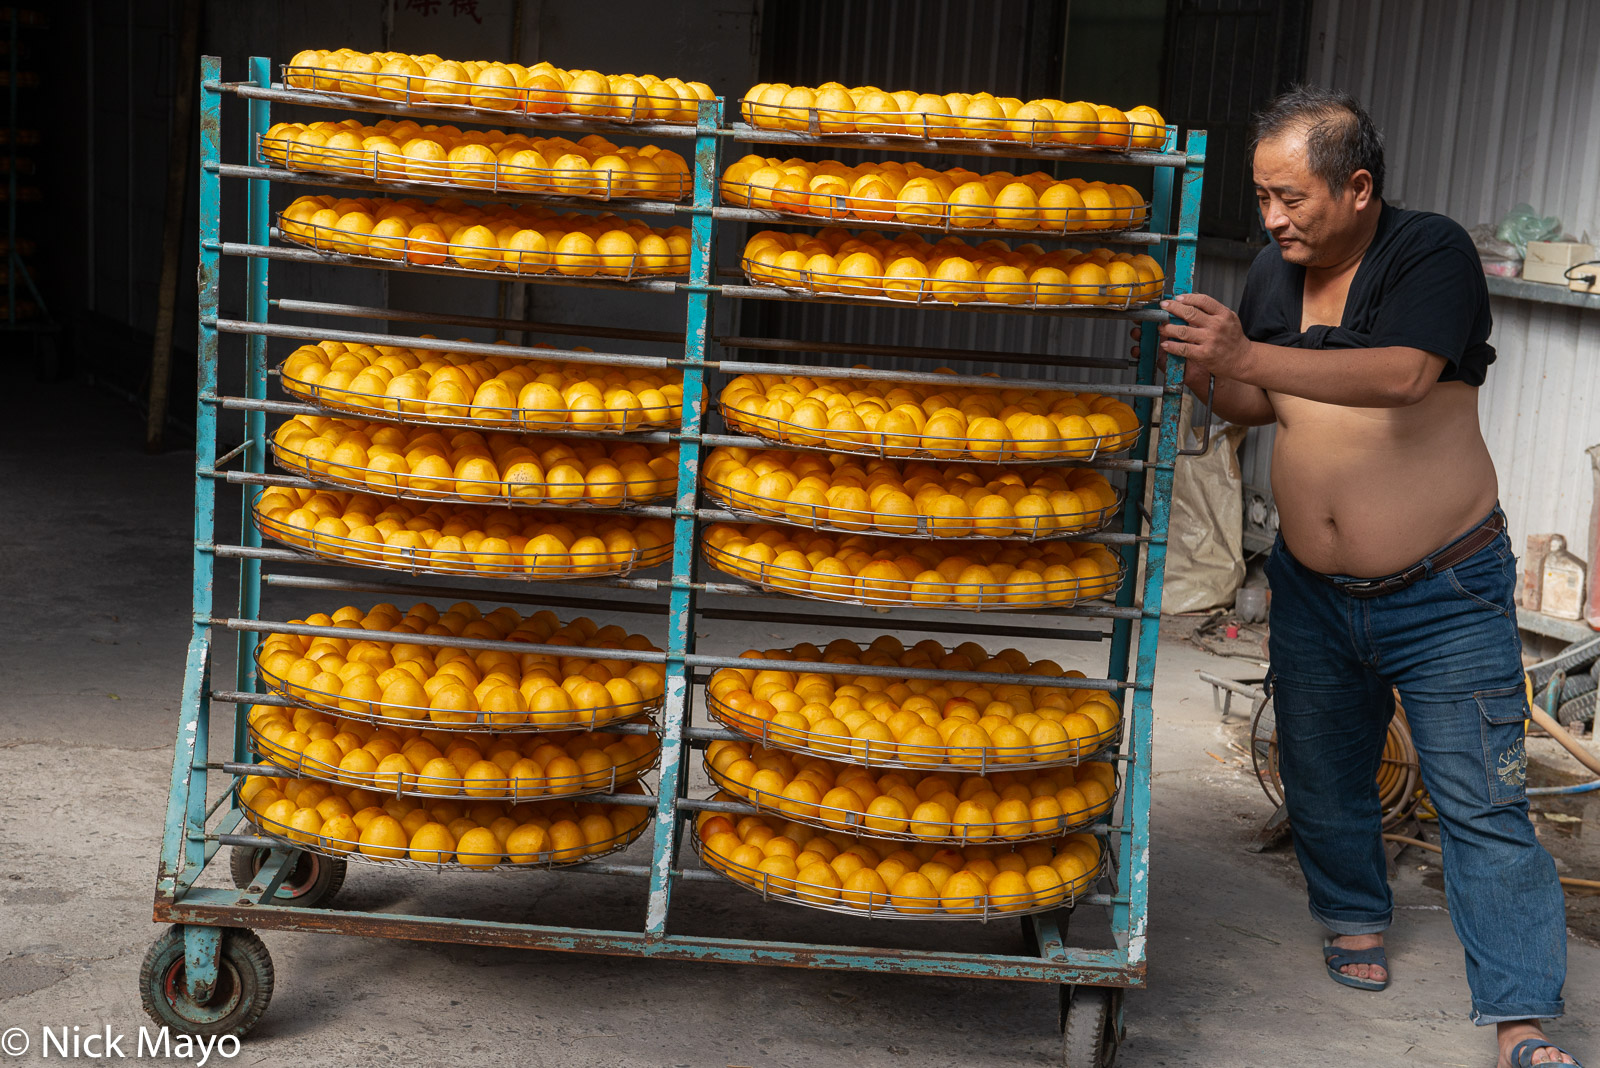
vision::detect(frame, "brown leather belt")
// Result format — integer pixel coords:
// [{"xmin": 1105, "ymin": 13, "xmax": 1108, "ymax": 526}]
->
[{"xmin": 1314, "ymin": 511, "xmax": 1506, "ymax": 599}]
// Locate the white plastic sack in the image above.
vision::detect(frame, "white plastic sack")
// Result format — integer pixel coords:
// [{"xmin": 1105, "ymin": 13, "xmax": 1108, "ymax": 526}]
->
[{"xmin": 1154, "ymin": 395, "xmax": 1248, "ymax": 614}]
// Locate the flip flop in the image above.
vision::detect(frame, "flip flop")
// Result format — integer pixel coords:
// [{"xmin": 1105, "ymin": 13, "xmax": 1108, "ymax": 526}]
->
[
  {"xmin": 1322, "ymin": 937, "xmax": 1388, "ymax": 991},
  {"xmin": 1509, "ymin": 1038, "xmax": 1585, "ymax": 1067}
]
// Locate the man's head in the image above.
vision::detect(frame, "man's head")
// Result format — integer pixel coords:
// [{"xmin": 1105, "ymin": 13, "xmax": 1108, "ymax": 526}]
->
[{"xmin": 1250, "ymin": 86, "xmax": 1385, "ymax": 267}]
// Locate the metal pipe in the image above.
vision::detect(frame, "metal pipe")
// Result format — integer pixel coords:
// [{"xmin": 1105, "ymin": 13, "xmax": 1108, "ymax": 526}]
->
[
  {"xmin": 689, "ymin": 605, "xmax": 1107, "ymax": 642},
  {"xmin": 218, "ymin": 80, "xmax": 697, "ymax": 141},
  {"xmin": 677, "ymin": 796, "xmax": 760, "ymax": 816},
  {"xmin": 260, "ymin": 573, "xmax": 672, "ymax": 615},
  {"xmin": 205, "ymin": 393, "xmax": 323, "ymax": 417},
  {"xmin": 212, "ymin": 438, "xmax": 256, "ymax": 468},
  {"xmin": 718, "ymin": 351, "xmax": 1160, "ymax": 394},
  {"xmin": 718, "ymin": 122, "xmax": 1196, "ymax": 170},
  {"xmin": 209, "ymin": 543, "xmax": 679, "ymax": 596},
  {"xmin": 209, "ymin": 392, "xmax": 677, "ymax": 445},
  {"xmin": 679, "ymin": 653, "xmax": 1125, "ymax": 691},
  {"xmin": 219, "ymin": 614, "xmax": 1122, "ymax": 690},
  {"xmin": 707, "ymin": 204, "xmax": 1170, "ymax": 246},
  {"xmin": 211, "ymin": 316, "xmax": 676, "ymax": 370},
  {"xmin": 209, "ymin": 544, "xmax": 1142, "ymax": 621},
  {"xmin": 217, "ymin": 241, "xmax": 684, "ymax": 295},
  {"xmin": 214, "ymin": 162, "xmax": 684, "ymax": 217},
  {"xmin": 211, "ymin": 690, "xmax": 298, "ymax": 708},
  {"xmin": 213, "ymin": 616, "xmax": 669, "ymax": 664},
  {"xmin": 253, "ymin": 573, "xmax": 1111, "ymax": 644},
  {"xmin": 270, "ymin": 298, "xmax": 684, "ymax": 345},
  {"xmin": 690, "ymin": 431, "xmax": 1150, "ymax": 472},
  {"xmin": 712, "ymin": 282, "xmax": 1171, "ymax": 322}
]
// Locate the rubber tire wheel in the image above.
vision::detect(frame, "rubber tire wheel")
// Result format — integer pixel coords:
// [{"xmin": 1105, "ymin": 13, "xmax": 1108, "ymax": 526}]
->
[
  {"xmin": 229, "ymin": 846, "xmax": 346, "ymax": 907},
  {"xmin": 139, "ymin": 926, "xmax": 273, "ymax": 1039},
  {"xmin": 1061, "ymin": 986, "xmax": 1122, "ymax": 1068},
  {"xmin": 1558, "ymin": 689, "xmax": 1598, "ymax": 727}
]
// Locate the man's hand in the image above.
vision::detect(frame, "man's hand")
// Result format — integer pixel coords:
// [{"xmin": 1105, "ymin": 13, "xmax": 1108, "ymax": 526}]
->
[
  {"xmin": 1130, "ymin": 324, "xmax": 1213, "ymax": 397},
  {"xmin": 1158, "ymin": 293, "xmax": 1255, "ymax": 380}
]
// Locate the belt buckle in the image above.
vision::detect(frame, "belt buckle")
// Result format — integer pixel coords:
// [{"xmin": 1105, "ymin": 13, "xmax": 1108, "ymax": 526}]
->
[
  {"xmin": 1343, "ymin": 564, "xmax": 1422, "ymax": 598},
  {"xmin": 1342, "ymin": 577, "xmax": 1385, "ymax": 598}
]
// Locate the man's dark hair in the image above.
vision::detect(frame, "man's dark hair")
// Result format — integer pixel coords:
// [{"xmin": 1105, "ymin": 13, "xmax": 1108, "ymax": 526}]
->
[{"xmin": 1250, "ymin": 85, "xmax": 1385, "ymax": 200}]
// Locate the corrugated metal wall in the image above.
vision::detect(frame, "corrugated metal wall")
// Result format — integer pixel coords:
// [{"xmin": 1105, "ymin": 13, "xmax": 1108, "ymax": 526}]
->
[{"xmin": 1235, "ymin": 0, "xmax": 1600, "ymax": 555}]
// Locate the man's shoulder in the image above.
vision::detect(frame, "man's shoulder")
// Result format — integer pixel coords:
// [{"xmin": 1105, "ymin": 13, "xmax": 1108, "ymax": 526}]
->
[{"xmin": 1378, "ymin": 205, "xmax": 1478, "ymax": 260}]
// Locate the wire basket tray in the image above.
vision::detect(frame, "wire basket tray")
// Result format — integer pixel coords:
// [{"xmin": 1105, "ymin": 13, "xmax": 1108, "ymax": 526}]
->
[
  {"xmin": 723, "ymin": 179, "xmax": 1150, "ymax": 236},
  {"xmin": 276, "ymin": 211, "xmax": 689, "ymax": 282},
  {"xmin": 737, "ymin": 105, "xmax": 1171, "ymax": 150},
  {"xmin": 705, "ymin": 689, "xmax": 1120, "ymax": 773},
  {"xmin": 278, "ymin": 362, "xmax": 683, "ymax": 436},
  {"xmin": 700, "ymin": 475, "xmax": 1123, "ymax": 542},
  {"xmin": 259, "ymin": 133, "xmax": 691, "ymax": 202},
  {"xmin": 741, "ymin": 256, "xmax": 1160, "ymax": 310},
  {"xmin": 702, "ymin": 751, "xmax": 1117, "ymax": 845},
  {"xmin": 716, "ymin": 400, "xmax": 1139, "ymax": 465},
  {"xmin": 251, "ymin": 492, "xmax": 673, "ymax": 582},
  {"xmin": 236, "ymin": 785, "xmax": 653, "ymax": 872},
  {"xmin": 271, "ymin": 438, "xmax": 675, "ymax": 512},
  {"xmin": 282, "ymin": 64, "xmax": 706, "ymax": 127},
  {"xmin": 254, "ymin": 661, "xmax": 662, "ymax": 737},
  {"xmin": 701, "ymin": 536, "xmax": 1128, "ymax": 612},
  {"xmin": 247, "ymin": 719, "xmax": 661, "ymax": 803},
  {"xmin": 689, "ymin": 818, "xmax": 1108, "ymax": 922}
]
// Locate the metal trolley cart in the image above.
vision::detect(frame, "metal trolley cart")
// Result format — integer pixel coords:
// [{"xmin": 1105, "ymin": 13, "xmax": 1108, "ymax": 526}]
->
[{"xmin": 148, "ymin": 55, "xmax": 1203, "ymax": 1068}]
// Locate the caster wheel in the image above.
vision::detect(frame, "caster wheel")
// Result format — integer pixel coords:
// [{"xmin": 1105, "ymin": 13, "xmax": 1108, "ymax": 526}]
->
[
  {"xmin": 230, "ymin": 846, "xmax": 346, "ymax": 907},
  {"xmin": 139, "ymin": 926, "xmax": 273, "ymax": 1039},
  {"xmin": 1061, "ymin": 985, "xmax": 1122, "ymax": 1068}
]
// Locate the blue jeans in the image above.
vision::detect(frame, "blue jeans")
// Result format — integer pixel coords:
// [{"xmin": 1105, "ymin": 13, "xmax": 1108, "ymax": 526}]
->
[{"xmin": 1265, "ymin": 508, "xmax": 1566, "ymax": 1024}]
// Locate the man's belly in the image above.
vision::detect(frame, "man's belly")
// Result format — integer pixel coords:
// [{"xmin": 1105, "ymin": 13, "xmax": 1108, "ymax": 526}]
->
[{"xmin": 1269, "ymin": 382, "xmax": 1499, "ymax": 577}]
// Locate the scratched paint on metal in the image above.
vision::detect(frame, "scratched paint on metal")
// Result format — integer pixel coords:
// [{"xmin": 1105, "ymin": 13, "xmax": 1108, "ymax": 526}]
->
[{"xmin": 645, "ymin": 95, "xmax": 724, "ymax": 938}]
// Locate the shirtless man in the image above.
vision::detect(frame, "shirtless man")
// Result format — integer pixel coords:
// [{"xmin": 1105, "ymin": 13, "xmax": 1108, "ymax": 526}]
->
[{"xmin": 1155, "ymin": 87, "xmax": 1575, "ymax": 1067}]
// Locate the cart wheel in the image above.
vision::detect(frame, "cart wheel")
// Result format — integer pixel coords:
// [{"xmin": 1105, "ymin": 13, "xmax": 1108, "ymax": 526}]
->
[
  {"xmin": 1061, "ymin": 985, "xmax": 1122, "ymax": 1068},
  {"xmin": 229, "ymin": 846, "xmax": 346, "ymax": 906},
  {"xmin": 139, "ymin": 926, "xmax": 273, "ymax": 1038}
]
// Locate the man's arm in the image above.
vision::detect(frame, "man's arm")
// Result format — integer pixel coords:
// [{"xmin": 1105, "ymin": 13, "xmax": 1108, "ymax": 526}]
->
[
  {"xmin": 1181, "ymin": 362, "xmax": 1278, "ymax": 426},
  {"xmin": 1158, "ymin": 294, "xmax": 1446, "ymax": 408}
]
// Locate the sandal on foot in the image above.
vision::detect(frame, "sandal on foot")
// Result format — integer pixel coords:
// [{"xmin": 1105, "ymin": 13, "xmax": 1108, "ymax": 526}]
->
[
  {"xmin": 1509, "ymin": 1038, "xmax": 1584, "ymax": 1067},
  {"xmin": 1322, "ymin": 937, "xmax": 1388, "ymax": 991}
]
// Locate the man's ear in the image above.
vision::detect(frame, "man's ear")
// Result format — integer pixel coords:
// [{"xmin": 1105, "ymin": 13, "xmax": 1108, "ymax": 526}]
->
[{"xmin": 1348, "ymin": 168, "xmax": 1375, "ymax": 210}]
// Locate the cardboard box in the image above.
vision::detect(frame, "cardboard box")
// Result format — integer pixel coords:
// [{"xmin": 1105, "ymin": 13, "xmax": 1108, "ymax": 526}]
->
[{"xmin": 1523, "ymin": 240, "xmax": 1595, "ymax": 285}]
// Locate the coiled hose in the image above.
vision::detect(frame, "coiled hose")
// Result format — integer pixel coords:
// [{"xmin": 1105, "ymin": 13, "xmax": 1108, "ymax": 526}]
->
[{"xmin": 1255, "ymin": 701, "xmax": 1422, "ymax": 831}]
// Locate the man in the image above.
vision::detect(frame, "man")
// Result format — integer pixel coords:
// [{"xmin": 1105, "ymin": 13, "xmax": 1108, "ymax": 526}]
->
[{"xmin": 1156, "ymin": 86, "xmax": 1576, "ymax": 1067}]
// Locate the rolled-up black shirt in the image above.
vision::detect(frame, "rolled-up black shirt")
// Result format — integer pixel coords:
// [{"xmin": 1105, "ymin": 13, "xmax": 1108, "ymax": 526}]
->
[{"xmin": 1236, "ymin": 202, "xmax": 1495, "ymax": 385}]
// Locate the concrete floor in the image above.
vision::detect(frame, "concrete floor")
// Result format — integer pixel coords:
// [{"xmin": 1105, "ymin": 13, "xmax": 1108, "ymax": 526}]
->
[{"xmin": 1, "ymin": 385, "xmax": 1596, "ymax": 1067}]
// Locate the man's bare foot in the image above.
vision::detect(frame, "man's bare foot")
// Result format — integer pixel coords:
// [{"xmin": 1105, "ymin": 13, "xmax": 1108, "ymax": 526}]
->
[
  {"xmin": 1328, "ymin": 933, "xmax": 1387, "ymax": 984},
  {"xmin": 1496, "ymin": 1021, "xmax": 1578, "ymax": 1066}
]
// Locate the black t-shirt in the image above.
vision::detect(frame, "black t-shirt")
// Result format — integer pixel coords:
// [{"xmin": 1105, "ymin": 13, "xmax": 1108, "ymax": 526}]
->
[{"xmin": 1236, "ymin": 202, "xmax": 1496, "ymax": 385}]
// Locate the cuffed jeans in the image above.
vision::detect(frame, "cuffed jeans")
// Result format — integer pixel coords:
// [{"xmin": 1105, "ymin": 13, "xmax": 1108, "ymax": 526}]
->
[{"xmin": 1265, "ymin": 508, "xmax": 1566, "ymax": 1024}]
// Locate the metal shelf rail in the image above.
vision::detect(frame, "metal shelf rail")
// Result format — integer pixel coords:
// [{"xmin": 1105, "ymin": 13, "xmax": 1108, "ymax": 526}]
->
[{"xmin": 148, "ymin": 54, "xmax": 1203, "ymax": 1066}]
